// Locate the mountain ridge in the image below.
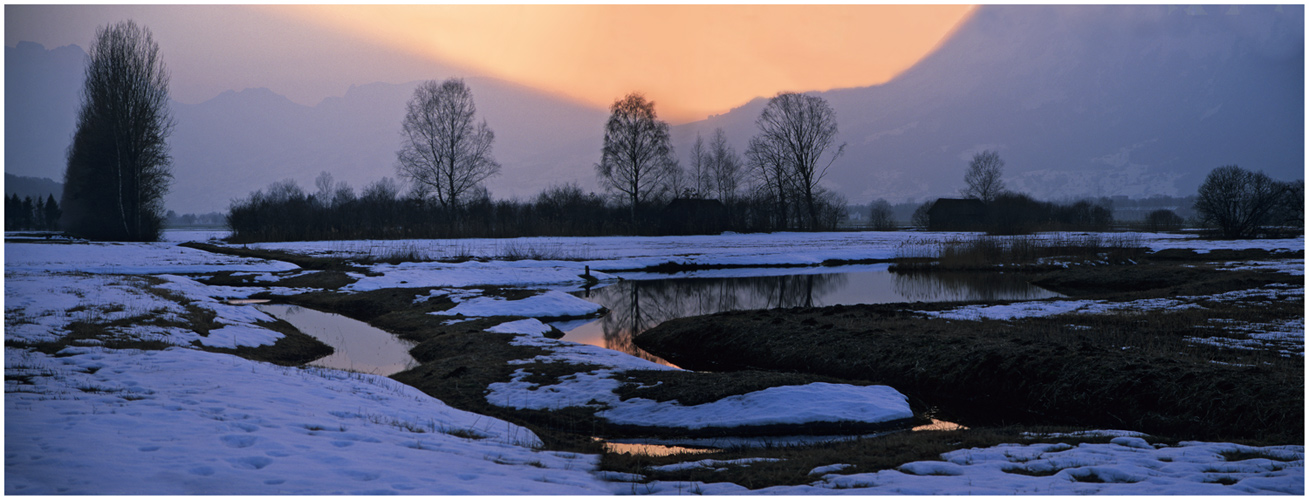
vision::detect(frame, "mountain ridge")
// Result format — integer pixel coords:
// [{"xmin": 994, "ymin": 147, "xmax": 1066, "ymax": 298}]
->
[{"xmin": 5, "ymin": 5, "xmax": 1302, "ymax": 213}]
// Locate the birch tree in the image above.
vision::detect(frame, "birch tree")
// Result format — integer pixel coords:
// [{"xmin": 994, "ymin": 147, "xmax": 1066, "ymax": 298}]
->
[
  {"xmin": 595, "ymin": 93, "xmax": 677, "ymax": 222},
  {"xmin": 396, "ymin": 78, "xmax": 501, "ymax": 211},
  {"xmin": 961, "ymin": 150, "xmax": 1006, "ymax": 203}
]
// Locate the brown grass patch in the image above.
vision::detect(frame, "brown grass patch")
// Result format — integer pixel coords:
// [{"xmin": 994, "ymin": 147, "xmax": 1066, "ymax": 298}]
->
[{"xmin": 636, "ymin": 262, "xmax": 1303, "ymax": 443}]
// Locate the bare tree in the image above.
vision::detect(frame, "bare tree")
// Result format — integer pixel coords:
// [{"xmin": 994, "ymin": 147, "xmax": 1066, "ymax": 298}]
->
[
  {"xmin": 1194, "ymin": 165, "xmax": 1293, "ymax": 239},
  {"xmin": 752, "ymin": 92, "xmax": 845, "ymax": 229},
  {"xmin": 961, "ymin": 150, "xmax": 1005, "ymax": 203},
  {"xmin": 746, "ymin": 135, "xmax": 793, "ymax": 229},
  {"xmin": 868, "ymin": 198, "xmax": 896, "ymax": 230},
  {"xmin": 61, "ymin": 21, "xmax": 173, "ymax": 241},
  {"xmin": 688, "ymin": 132, "xmax": 709, "ymax": 199},
  {"xmin": 595, "ymin": 93, "xmax": 678, "ymax": 222},
  {"xmin": 396, "ymin": 78, "xmax": 501, "ymax": 211},
  {"xmin": 707, "ymin": 128, "xmax": 742, "ymax": 202},
  {"xmin": 911, "ymin": 200, "xmax": 934, "ymax": 229},
  {"xmin": 1144, "ymin": 209, "xmax": 1184, "ymax": 232}
]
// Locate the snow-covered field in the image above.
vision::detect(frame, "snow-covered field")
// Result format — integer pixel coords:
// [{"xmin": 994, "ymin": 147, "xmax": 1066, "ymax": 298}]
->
[
  {"xmin": 245, "ymin": 230, "xmax": 1302, "ymax": 274},
  {"xmin": 626, "ymin": 437, "xmax": 1303, "ymax": 495},
  {"xmin": 5, "ymin": 231, "xmax": 1303, "ymax": 494}
]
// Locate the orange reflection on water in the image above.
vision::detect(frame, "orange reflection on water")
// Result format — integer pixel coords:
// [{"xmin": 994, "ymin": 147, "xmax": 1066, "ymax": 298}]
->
[
  {"xmin": 913, "ymin": 419, "xmax": 968, "ymax": 432},
  {"xmin": 601, "ymin": 440, "xmax": 717, "ymax": 457}
]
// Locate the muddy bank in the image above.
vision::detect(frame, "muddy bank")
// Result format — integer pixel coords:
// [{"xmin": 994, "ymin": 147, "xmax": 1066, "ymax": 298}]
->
[
  {"xmin": 262, "ymin": 286, "xmax": 922, "ymax": 450},
  {"xmin": 635, "ymin": 262, "xmax": 1303, "ymax": 443}
]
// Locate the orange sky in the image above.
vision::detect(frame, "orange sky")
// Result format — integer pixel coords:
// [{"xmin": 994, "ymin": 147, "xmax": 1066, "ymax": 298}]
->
[{"xmin": 268, "ymin": 5, "xmax": 976, "ymax": 123}]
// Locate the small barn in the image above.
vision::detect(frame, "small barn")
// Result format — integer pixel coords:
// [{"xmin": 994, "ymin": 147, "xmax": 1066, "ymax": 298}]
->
[{"xmin": 928, "ymin": 198, "xmax": 987, "ymax": 231}]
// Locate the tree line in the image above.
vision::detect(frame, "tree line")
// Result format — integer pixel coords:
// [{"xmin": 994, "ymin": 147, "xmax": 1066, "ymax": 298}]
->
[
  {"xmin": 227, "ymin": 79, "xmax": 851, "ymax": 242},
  {"xmin": 225, "ymin": 173, "xmax": 849, "ymax": 242},
  {"xmin": 57, "ymin": 20, "xmax": 1301, "ymax": 243},
  {"xmin": 5, "ymin": 194, "xmax": 61, "ymax": 231}
]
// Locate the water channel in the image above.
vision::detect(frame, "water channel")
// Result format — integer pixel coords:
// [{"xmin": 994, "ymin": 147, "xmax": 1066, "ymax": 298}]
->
[
  {"xmin": 257, "ymin": 304, "xmax": 420, "ymax": 376},
  {"xmin": 249, "ymin": 266, "xmax": 1052, "ymax": 454},
  {"xmin": 550, "ymin": 265, "xmax": 1063, "ymax": 365}
]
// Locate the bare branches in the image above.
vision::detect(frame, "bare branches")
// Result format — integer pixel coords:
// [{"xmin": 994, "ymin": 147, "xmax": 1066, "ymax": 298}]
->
[
  {"xmin": 595, "ymin": 93, "xmax": 678, "ymax": 221},
  {"xmin": 751, "ymin": 92, "xmax": 844, "ymax": 229},
  {"xmin": 1195, "ymin": 165, "xmax": 1295, "ymax": 239},
  {"xmin": 961, "ymin": 150, "xmax": 1005, "ymax": 203},
  {"xmin": 396, "ymin": 78, "xmax": 501, "ymax": 211},
  {"xmin": 61, "ymin": 20, "xmax": 173, "ymax": 241}
]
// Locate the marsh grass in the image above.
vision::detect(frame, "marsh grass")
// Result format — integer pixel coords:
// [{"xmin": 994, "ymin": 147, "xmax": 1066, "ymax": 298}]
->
[
  {"xmin": 180, "ymin": 241, "xmax": 373, "ymax": 274},
  {"xmin": 892, "ymin": 234, "xmax": 1146, "ymax": 271},
  {"xmin": 598, "ymin": 426, "xmax": 1152, "ymax": 489},
  {"xmin": 636, "ymin": 263, "xmax": 1304, "ymax": 443}
]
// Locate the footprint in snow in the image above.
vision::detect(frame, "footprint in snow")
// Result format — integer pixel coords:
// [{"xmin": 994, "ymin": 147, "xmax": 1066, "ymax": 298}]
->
[
  {"xmin": 227, "ymin": 456, "xmax": 273, "ymax": 470},
  {"xmin": 342, "ymin": 470, "xmax": 381, "ymax": 482},
  {"xmin": 220, "ymin": 435, "xmax": 257, "ymax": 448}
]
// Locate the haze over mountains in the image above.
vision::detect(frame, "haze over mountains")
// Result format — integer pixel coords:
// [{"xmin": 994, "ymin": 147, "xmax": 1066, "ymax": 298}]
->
[{"xmin": 6, "ymin": 5, "xmax": 1302, "ymax": 214}]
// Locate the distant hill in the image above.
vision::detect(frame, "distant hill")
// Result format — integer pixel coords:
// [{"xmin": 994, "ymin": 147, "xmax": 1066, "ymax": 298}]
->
[
  {"xmin": 5, "ymin": 173, "xmax": 62, "ymax": 202},
  {"xmin": 5, "ymin": 41, "xmax": 84, "ymax": 181},
  {"xmin": 6, "ymin": 42, "xmax": 609, "ymax": 214},
  {"xmin": 168, "ymin": 79, "xmax": 608, "ymax": 213},
  {"xmin": 671, "ymin": 5, "xmax": 1304, "ymax": 204},
  {"xmin": 6, "ymin": 5, "xmax": 1302, "ymax": 213}
]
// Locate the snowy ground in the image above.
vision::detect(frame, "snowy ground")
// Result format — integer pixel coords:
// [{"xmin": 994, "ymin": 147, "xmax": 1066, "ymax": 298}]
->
[
  {"xmin": 245, "ymin": 230, "xmax": 1302, "ymax": 274},
  {"xmin": 618, "ymin": 437, "xmax": 1303, "ymax": 495},
  {"xmin": 5, "ymin": 231, "xmax": 1304, "ymax": 494}
]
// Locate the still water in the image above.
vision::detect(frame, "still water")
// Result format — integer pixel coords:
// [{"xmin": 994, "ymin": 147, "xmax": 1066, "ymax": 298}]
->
[
  {"xmin": 257, "ymin": 304, "xmax": 420, "ymax": 376},
  {"xmin": 550, "ymin": 266, "xmax": 1062, "ymax": 365}
]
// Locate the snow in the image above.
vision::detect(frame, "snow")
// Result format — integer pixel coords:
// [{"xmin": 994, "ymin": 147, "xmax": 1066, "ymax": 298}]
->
[
  {"xmin": 5, "ymin": 272, "xmax": 290, "ymax": 349},
  {"xmin": 617, "ymin": 440, "xmax": 1304, "ymax": 495},
  {"xmin": 597, "ymin": 383, "xmax": 912, "ymax": 430},
  {"xmin": 486, "ymin": 318, "xmax": 557, "ymax": 335},
  {"xmin": 921, "ymin": 296, "xmax": 1203, "ymax": 321},
  {"xmin": 651, "ymin": 458, "xmax": 783, "ymax": 472},
  {"xmin": 346, "ymin": 260, "xmax": 613, "ymax": 291},
  {"xmin": 480, "ymin": 319, "xmax": 914, "ymax": 430},
  {"xmin": 809, "ymin": 463, "xmax": 854, "ymax": 475},
  {"xmin": 6, "ymin": 232, "xmax": 1304, "ymax": 494},
  {"xmin": 433, "ymin": 290, "xmax": 604, "ymax": 319},
  {"xmin": 244, "ymin": 231, "xmax": 1304, "ymax": 276},
  {"xmin": 159, "ymin": 229, "xmax": 231, "ymax": 242},
  {"xmin": 922, "ymin": 278, "xmax": 1303, "ymax": 322},
  {"xmin": 5, "ymin": 241, "xmax": 298, "ymax": 274},
  {"xmin": 5, "ymin": 347, "xmax": 609, "ymax": 495}
]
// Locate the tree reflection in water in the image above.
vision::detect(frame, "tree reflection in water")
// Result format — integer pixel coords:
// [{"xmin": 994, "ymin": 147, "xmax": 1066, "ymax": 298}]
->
[
  {"xmin": 592, "ymin": 274, "xmax": 849, "ymax": 363},
  {"xmin": 891, "ymin": 271, "xmax": 1060, "ymax": 303},
  {"xmin": 560, "ymin": 269, "xmax": 1060, "ymax": 364}
]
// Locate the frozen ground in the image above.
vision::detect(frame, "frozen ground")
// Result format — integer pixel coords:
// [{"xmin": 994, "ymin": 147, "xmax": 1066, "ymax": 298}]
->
[
  {"xmin": 5, "ymin": 347, "xmax": 607, "ymax": 495},
  {"xmin": 613, "ymin": 438, "xmax": 1303, "ymax": 495},
  {"xmin": 5, "ymin": 232, "xmax": 1304, "ymax": 494},
  {"xmin": 243, "ymin": 230, "xmax": 1302, "ymax": 275}
]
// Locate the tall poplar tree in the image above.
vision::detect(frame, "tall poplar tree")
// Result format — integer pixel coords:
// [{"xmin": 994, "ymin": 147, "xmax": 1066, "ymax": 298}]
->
[{"xmin": 62, "ymin": 21, "xmax": 174, "ymax": 241}]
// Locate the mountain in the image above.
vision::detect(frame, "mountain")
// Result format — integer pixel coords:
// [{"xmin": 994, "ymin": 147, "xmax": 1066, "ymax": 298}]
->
[
  {"xmin": 5, "ymin": 42, "xmax": 84, "ymax": 180},
  {"xmin": 4, "ymin": 174, "xmax": 62, "ymax": 202},
  {"xmin": 168, "ymin": 78, "xmax": 608, "ymax": 213},
  {"xmin": 6, "ymin": 42, "xmax": 609, "ymax": 214},
  {"xmin": 7, "ymin": 6, "xmax": 1303, "ymax": 213},
  {"xmin": 672, "ymin": 5, "xmax": 1304, "ymax": 204}
]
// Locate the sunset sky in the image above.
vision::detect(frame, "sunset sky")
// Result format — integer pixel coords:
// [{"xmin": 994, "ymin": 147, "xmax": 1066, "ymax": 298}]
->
[{"xmin": 6, "ymin": 4, "xmax": 975, "ymax": 122}]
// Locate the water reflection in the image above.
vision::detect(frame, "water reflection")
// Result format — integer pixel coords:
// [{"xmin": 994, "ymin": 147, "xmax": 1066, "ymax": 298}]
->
[
  {"xmin": 257, "ymin": 304, "xmax": 420, "ymax": 376},
  {"xmin": 555, "ymin": 269, "xmax": 1061, "ymax": 364},
  {"xmin": 892, "ymin": 271, "xmax": 1053, "ymax": 303}
]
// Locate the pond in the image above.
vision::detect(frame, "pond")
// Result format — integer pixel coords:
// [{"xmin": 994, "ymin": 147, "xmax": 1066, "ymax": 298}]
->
[
  {"xmin": 257, "ymin": 304, "xmax": 420, "ymax": 376},
  {"xmin": 549, "ymin": 265, "xmax": 1062, "ymax": 365}
]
